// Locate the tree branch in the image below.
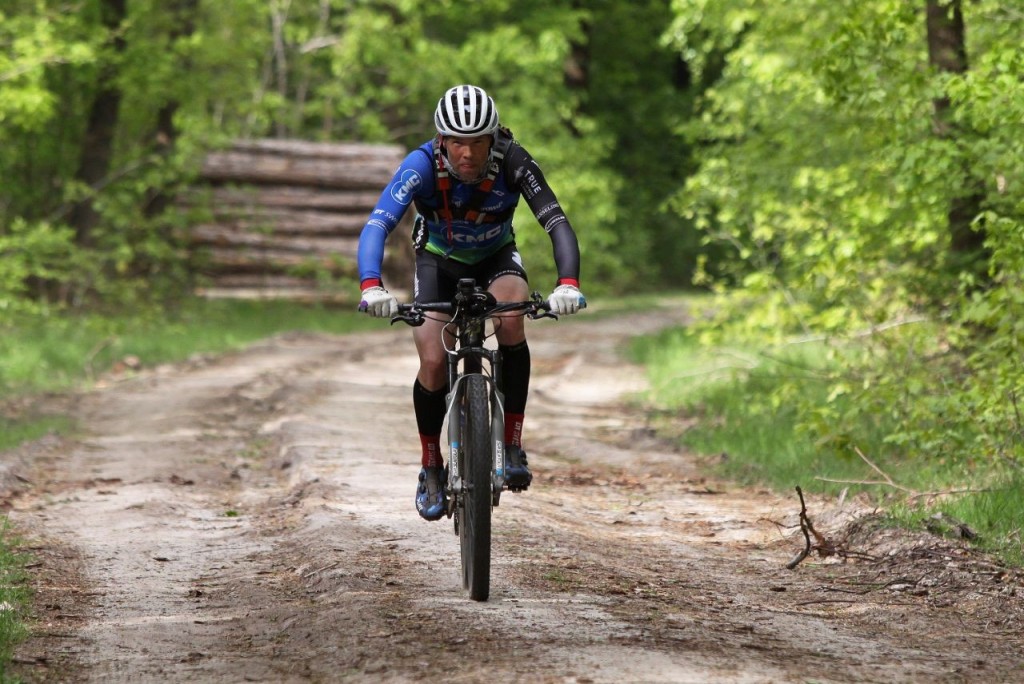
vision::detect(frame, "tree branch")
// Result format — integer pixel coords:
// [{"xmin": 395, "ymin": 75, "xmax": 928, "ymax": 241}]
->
[{"xmin": 786, "ymin": 486, "xmax": 839, "ymax": 569}]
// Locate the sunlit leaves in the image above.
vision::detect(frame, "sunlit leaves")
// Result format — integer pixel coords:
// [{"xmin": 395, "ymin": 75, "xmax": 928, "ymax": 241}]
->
[
  {"xmin": 667, "ymin": 0, "xmax": 1024, "ymax": 466},
  {"xmin": 0, "ymin": 7, "xmax": 96, "ymax": 130}
]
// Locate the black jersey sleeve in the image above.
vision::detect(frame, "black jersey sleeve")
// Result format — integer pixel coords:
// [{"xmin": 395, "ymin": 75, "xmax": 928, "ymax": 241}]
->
[{"xmin": 505, "ymin": 144, "xmax": 581, "ymax": 285}]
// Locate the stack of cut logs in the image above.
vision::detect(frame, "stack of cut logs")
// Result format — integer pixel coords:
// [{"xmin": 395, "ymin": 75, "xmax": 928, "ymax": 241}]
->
[{"xmin": 186, "ymin": 139, "xmax": 413, "ymax": 301}]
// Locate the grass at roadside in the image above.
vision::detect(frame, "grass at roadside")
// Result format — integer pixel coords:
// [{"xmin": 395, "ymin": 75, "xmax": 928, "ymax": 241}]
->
[
  {"xmin": 0, "ymin": 416, "xmax": 74, "ymax": 453},
  {"xmin": 0, "ymin": 520, "xmax": 29, "ymax": 682},
  {"xmin": 632, "ymin": 326, "xmax": 1024, "ymax": 567},
  {"xmin": 0, "ymin": 299, "xmax": 381, "ymax": 399}
]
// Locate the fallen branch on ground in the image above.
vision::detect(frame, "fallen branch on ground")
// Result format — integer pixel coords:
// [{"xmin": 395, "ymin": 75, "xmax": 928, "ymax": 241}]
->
[{"xmin": 786, "ymin": 486, "xmax": 839, "ymax": 570}]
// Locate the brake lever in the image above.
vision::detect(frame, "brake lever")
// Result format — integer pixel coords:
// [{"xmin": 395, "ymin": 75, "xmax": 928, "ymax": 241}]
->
[
  {"xmin": 390, "ymin": 311, "xmax": 425, "ymax": 327},
  {"xmin": 528, "ymin": 308, "xmax": 559, "ymax": 321}
]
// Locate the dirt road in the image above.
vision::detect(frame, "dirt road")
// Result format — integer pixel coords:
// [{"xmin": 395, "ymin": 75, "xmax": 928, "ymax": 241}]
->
[{"xmin": 4, "ymin": 303, "xmax": 1023, "ymax": 683}]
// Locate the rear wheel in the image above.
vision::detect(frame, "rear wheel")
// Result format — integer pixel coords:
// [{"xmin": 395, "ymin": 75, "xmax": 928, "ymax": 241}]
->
[{"xmin": 459, "ymin": 374, "xmax": 492, "ymax": 601}]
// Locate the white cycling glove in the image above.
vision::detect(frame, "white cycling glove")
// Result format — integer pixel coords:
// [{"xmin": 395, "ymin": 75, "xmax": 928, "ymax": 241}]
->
[
  {"xmin": 548, "ymin": 284, "xmax": 587, "ymax": 315},
  {"xmin": 359, "ymin": 286, "xmax": 398, "ymax": 318}
]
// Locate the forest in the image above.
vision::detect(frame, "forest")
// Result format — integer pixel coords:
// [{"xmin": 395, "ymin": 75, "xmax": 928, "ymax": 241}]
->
[{"xmin": 2, "ymin": 1, "xmax": 1022, "ymax": 514}]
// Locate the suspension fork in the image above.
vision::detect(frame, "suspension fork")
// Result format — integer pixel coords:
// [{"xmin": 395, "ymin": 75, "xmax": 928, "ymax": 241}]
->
[
  {"xmin": 445, "ymin": 325, "xmax": 507, "ymax": 504},
  {"xmin": 489, "ymin": 348, "xmax": 505, "ymax": 494},
  {"xmin": 444, "ymin": 319, "xmax": 488, "ymax": 503}
]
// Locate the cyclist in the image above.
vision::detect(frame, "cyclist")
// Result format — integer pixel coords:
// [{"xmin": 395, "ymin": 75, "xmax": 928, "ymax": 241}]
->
[{"xmin": 357, "ymin": 84, "xmax": 586, "ymax": 521}]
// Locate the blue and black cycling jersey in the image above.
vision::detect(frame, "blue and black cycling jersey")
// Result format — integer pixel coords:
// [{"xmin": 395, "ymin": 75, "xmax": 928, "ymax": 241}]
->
[{"xmin": 357, "ymin": 134, "xmax": 581, "ymax": 288}]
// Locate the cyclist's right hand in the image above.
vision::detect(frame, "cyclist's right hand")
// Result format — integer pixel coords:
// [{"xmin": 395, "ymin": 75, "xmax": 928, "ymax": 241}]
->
[{"xmin": 358, "ymin": 286, "xmax": 398, "ymax": 318}]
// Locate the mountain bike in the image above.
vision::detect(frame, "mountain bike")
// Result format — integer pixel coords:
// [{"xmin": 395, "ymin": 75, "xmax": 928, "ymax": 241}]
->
[{"xmin": 392, "ymin": 277, "xmax": 556, "ymax": 601}]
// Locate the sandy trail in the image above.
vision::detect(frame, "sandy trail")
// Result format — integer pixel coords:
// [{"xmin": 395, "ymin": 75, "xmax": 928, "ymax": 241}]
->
[{"xmin": 5, "ymin": 302, "xmax": 1023, "ymax": 683}]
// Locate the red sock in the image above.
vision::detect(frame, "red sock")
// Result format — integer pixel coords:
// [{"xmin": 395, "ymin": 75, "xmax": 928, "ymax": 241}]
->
[
  {"xmin": 420, "ymin": 434, "xmax": 442, "ymax": 468},
  {"xmin": 505, "ymin": 414, "xmax": 524, "ymax": 448}
]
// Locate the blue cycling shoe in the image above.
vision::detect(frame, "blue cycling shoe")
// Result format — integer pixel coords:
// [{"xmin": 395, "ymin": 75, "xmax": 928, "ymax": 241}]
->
[
  {"xmin": 504, "ymin": 446, "xmax": 533, "ymax": 492},
  {"xmin": 415, "ymin": 466, "xmax": 448, "ymax": 521}
]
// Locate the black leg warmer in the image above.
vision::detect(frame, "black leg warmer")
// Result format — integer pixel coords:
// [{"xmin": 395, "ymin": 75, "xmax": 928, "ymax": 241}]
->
[
  {"xmin": 499, "ymin": 340, "xmax": 531, "ymax": 415},
  {"xmin": 413, "ymin": 378, "xmax": 448, "ymax": 436}
]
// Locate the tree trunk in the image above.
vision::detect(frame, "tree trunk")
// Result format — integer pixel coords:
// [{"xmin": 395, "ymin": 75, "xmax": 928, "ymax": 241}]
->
[
  {"xmin": 925, "ymin": 0, "xmax": 988, "ymax": 270},
  {"xmin": 563, "ymin": 1, "xmax": 590, "ymax": 137},
  {"xmin": 271, "ymin": 0, "xmax": 292, "ymax": 138},
  {"xmin": 69, "ymin": 0, "xmax": 127, "ymax": 247},
  {"xmin": 145, "ymin": 0, "xmax": 199, "ymax": 219}
]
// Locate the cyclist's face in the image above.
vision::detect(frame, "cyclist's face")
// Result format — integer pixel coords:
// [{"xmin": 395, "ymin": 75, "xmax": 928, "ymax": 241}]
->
[{"xmin": 443, "ymin": 135, "xmax": 492, "ymax": 180}]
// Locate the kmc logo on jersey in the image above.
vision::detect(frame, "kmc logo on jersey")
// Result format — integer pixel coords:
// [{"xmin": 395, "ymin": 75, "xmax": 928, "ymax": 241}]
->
[
  {"xmin": 390, "ymin": 169, "xmax": 422, "ymax": 204},
  {"xmin": 455, "ymin": 225, "xmax": 504, "ymax": 244}
]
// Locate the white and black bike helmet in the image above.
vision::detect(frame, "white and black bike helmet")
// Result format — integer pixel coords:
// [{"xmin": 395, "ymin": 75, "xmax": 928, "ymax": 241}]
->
[{"xmin": 434, "ymin": 84, "xmax": 500, "ymax": 138}]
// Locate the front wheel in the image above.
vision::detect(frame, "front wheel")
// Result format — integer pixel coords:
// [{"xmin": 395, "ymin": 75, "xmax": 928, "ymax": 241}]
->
[{"xmin": 460, "ymin": 374, "xmax": 492, "ymax": 601}]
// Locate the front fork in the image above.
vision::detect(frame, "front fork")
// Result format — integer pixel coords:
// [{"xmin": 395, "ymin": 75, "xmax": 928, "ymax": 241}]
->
[
  {"xmin": 445, "ymin": 376, "xmax": 462, "ymax": 520},
  {"xmin": 444, "ymin": 348, "xmax": 506, "ymax": 520},
  {"xmin": 490, "ymin": 386, "xmax": 506, "ymax": 507}
]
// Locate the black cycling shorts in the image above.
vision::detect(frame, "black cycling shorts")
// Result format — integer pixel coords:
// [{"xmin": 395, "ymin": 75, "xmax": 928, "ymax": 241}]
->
[{"xmin": 414, "ymin": 243, "xmax": 529, "ymax": 304}]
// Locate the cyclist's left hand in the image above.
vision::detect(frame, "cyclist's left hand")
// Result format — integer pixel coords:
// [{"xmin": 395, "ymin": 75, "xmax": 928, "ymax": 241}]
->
[{"xmin": 548, "ymin": 284, "xmax": 586, "ymax": 315}]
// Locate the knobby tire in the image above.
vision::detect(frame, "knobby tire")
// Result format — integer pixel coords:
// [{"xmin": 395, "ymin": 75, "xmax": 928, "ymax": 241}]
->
[{"xmin": 460, "ymin": 374, "xmax": 492, "ymax": 601}]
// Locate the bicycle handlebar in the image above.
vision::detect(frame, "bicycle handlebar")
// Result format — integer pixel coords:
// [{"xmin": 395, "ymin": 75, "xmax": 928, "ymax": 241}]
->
[{"xmin": 391, "ymin": 293, "xmax": 556, "ymax": 327}]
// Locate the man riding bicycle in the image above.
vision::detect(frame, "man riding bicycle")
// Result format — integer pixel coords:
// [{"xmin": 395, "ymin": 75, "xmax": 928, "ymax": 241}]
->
[{"xmin": 357, "ymin": 84, "xmax": 586, "ymax": 521}]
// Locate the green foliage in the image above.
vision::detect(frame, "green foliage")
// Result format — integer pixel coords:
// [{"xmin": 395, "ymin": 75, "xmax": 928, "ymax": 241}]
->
[
  {"xmin": 636, "ymin": 323, "xmax": 1024, "ymax": 563},
  {"xmin": 645, "ymin": 0, "xmax": 1024, "ymax": 564},
  {"xmin": 582, "ymin": 2, "xmax": 703, "ymax": 288},
  {"xmin": 1, "ymin": 2, "xmax": 197, "ymax": 314},
  {"xmin": 890, "ymin": 473, "xmax": 1024, "ymax": 567},
  {"xmin": 933, "ymin": 475, "xmax": 1024, "ymax": 566},
  {"xmin": 0, "ymin": 220, "xmax": 78, "ymax": 315},
  {"xmin": 0, "ymin": 4, "xmax": 95, "ymax": 130},
  {"xmin": 663, "ymin": 0, "xmax": 1024, "ymax": 468},
  {"xmin": 633, "ymin": 326, "xmax": 888, "ymax": 491},
  {"xmin": 1, "ymin": 0, "xmax": 704, "ymax": 320}
]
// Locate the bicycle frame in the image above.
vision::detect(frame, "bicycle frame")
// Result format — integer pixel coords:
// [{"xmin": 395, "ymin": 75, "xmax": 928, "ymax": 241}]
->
[
  {"xmin": 396, "ymin": 278, "xmax": 551, "ymax": 495},
  {"xmin": 394, "ymin": 277, "xmax": 553, "ymax": 600},
  {"xmin": 443, "ymin": 300, "xmax": 507, "ymax": 507}
]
